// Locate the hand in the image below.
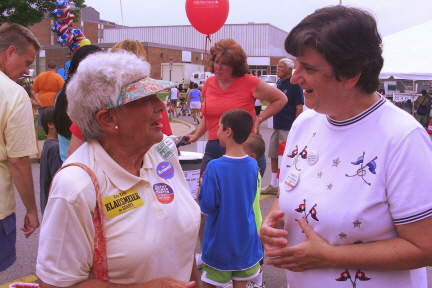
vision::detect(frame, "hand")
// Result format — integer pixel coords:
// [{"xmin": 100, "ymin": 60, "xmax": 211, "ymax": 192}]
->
[
  {"xmin": 183, "ymin": 134, "xmax": 196, "ymax": 145},
  {"xmin": 20, "ymin": 211, "xmax": 40, "ymax": 238},
  {"xmin": 265, "ymin": 217, "xmax": 332, "ymax": 272},
  {"xmin": 142, "ymin": 277, "xmax": 196, "ymax": 288},
  {"xmin": 253, "ymin": 118, "xmax": 262, "ymax": 135},
  {"xmin": 260, "ymin": 210, "xmax": 288, "ymax": 252}
]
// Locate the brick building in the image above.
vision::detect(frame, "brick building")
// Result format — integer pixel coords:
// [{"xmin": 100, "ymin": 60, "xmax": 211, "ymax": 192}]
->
[{"xmin": 28, "ymin": 6, "xmax": 291, "ymax": 81}]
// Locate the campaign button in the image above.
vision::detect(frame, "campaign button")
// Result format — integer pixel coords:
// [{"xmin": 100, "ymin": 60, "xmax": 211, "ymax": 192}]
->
[
  {"xmin": 308, "ymin": 151, "xmax": 319, "ymax": 166},
  {"xmin": 284, "ymin": 170, "xmax": 299, "ymax": 191}
]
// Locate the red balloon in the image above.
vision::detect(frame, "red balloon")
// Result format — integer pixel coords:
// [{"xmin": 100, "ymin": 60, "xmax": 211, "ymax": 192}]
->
[{"xmin": 186, "ymin": 0, "xmax": 229, "ymax": 35}]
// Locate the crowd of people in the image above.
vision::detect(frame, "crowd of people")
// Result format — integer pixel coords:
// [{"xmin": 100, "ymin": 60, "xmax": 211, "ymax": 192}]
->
[{"xmin": 1, "ymin": 4, "xmax": 432, "ymax": 288}]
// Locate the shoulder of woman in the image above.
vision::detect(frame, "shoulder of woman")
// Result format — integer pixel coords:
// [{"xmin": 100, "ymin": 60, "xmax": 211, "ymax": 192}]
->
[{"xmin": 241, "ymin": 73, "xmax": 260, "ymax": 84}]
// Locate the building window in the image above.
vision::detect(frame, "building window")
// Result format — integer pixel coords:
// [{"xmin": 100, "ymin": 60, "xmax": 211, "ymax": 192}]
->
[
  {"xmin": 249, "ymin": 65, "xmax": 268, "ymax": 77},
  {"xmin": 271, "ymin": 65, "xmax": 277, "ymax": 75}
]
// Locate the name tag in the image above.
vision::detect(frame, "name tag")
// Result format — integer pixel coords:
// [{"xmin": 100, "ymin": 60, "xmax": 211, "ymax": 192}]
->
[{"xmin": 102, "ymin": 189, "xmax": 144, "ymax": 218}]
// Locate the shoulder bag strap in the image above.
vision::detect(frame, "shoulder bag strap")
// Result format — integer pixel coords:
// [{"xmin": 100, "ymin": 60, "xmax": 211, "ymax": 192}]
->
[{"xmin": 54, "ymin": 163, "xmax": 109, "ymax": 281}]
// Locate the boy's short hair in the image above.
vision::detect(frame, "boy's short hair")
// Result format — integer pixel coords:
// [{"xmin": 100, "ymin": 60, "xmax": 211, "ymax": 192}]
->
[
  {"xmin": 243, "ymin": 134, "xmax": 265, "ymax": 160},
  {"xmin": 41, "ymin": 106, "xmax": 55, "ymax": 135},
  {"xmin": 220, "ymin": 109, "xmax": 253, "ymax": 144}
]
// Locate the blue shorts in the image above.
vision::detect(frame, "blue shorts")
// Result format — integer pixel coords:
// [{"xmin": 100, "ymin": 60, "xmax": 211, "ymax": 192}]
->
[{"xmin": 0, "ymin": 213, "xmax": 17, "ymax": 272}]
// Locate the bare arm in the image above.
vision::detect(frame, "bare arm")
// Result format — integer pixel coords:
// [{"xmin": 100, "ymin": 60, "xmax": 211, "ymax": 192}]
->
[
  {"xmin": 31, "ymin": 96, "xmax": 43, "ymax": 109},
  {"xmin": 184, "ymin": 115, "xmax": 208, "ymax": 144},
  {"xmin": 190, "ymin": 256, "xmax": 200, "ymax": 286},
  {"xmin": 7, "ymin": 156, "xmax": 39, "ymax": 237},
  {"xmin": 253, "ymin": 80, "xmax": 287, "ymax": 133},
  {"xmin": 38, "ymin": 277, "xmax": 196, "ymax": 288},
  {"xmin": 265, "ymin": 216, "xmax": 432, "ymax": 272},
  {"xmin": 260, "ymin": 198, "xmax": 289, "ymax": 252}
]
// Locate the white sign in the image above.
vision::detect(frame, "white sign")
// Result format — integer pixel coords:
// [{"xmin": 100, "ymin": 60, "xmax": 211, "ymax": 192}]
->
[
  {"xmin": 392, "ymin": 93, "xmax": 420, "ymax": 102},
  {"xmin": 183, "ymin": 169, "xmax": 200, "ymax": 199}
]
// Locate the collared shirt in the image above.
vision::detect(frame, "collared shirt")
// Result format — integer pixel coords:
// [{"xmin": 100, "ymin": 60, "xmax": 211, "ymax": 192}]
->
[
  {"xmin": 37, "ymin": 138, "xmax": 201, "ymax": 286},
  {"xmin": 0, "ymin": 71, "xmax": 37, "ymax": 220}
]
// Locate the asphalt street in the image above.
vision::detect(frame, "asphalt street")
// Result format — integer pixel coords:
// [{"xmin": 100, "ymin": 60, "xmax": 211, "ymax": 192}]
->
[{"xmin": 1, "ymin": 114, "xmax": 431, "ymax": 288}]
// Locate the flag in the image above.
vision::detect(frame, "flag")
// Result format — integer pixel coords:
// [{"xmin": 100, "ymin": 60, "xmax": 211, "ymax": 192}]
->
[
  {"xmin": 336, "ymin": 270, "xmax": 351, "ymax": 281},
  {"xmin": 287, "ymin": 149, "xmax": 298, "ymax": 158},
  {"xmin": 310, "ymin": 207, "xmax": 319, "ymax": 221},
  {"xmin": 355, "ymin": 270, "xmax": 371, "ymax": 281},
  {"xmin": 366, "ymin": 160, "xmax": 377, "ymax": 174},
  {"xmin": 295, "ymin": 204, "xmax": 305, "ymax": 213},
  {"xmin": 351, "ymin": 156, "xmax": 364, "ymax": 165}
]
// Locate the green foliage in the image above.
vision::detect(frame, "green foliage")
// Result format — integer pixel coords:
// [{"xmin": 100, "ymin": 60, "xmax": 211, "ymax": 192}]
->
[{"xmin": 0, "ymin": 0, "xmax": 86, "ymax": 27}]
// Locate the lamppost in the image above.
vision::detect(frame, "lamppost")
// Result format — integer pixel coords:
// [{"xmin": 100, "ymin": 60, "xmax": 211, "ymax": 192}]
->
[{"xmin": 169, "ymin": 57, "xmax": 173, "ymax": 82}]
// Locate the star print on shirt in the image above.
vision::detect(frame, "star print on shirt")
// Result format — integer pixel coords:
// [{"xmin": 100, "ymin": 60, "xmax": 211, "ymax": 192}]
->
[
  {"xmin": 312, "ymin": 132, "xmax": 316, "ymax": 137},
  {"xmin": 327, "ymin": 183, "xmax": 333, "ymax": 190},
  {"xmin": 333, "ymin": 157, "xmax": 341, "ymax": 167},
  {"xmin": 339, "ymin": 232, "xmax": 347, "ymax": 239},
  {"xmin": 317, "ymin": 171, "xmax": 323, "ymax": 178},
  {"xmin": 353, "ymin": 220, "xmax": 362, "ymax": 228}
]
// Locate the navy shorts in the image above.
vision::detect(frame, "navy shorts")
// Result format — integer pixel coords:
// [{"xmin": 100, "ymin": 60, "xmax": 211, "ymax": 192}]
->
[{"xmin": 0, "ymin": 213, "xmax": 17, "ymax": 272}]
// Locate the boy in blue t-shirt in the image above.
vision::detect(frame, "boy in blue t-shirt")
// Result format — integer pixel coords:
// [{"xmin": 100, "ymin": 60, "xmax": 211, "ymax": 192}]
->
[{"xmin": 199, "ymin": 109, "xmax": 263, "ymax": 288}]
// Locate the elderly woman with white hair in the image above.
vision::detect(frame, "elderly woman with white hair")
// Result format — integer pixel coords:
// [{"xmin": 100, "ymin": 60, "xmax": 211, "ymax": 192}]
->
[{"xmin": 36, "ymin": 51, "xmax": 201, "ymax": 288}]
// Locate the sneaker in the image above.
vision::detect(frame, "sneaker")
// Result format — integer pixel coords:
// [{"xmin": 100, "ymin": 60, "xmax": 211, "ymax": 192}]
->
[
  {"xmin": 261, "ymin": 184, "xmax": 279, "ymax": 195},
  {"xmin": 246, "ymin": 282, "xmax": 265, "ymax": 288},
  {"xmin": 195, "ymin": 253, "xmax": 202, "ymax": 269}
]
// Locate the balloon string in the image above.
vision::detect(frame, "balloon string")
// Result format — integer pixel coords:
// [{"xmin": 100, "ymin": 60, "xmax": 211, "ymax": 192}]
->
[
  {"xmin": 204, "ymin": 34, "xmax": 212, "ymax": 73},
  {"xmin": 202, "ymin": 34, "xmax": 212, "ymax": 163}
]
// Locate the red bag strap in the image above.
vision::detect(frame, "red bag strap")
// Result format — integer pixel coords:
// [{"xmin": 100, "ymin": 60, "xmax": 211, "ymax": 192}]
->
[{"xmin": 55, "ymin": 162, "xmax": 109, "ymax": 281}]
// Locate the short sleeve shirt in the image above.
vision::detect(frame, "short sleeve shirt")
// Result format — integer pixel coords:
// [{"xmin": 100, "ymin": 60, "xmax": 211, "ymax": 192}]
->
[
  {"xmin": 202, "ymin": 74, "xmax": 260, "ymax": 140},
  {"xmin": 0, "ymin": 71, "xmax": 37, "ymax": 219}
]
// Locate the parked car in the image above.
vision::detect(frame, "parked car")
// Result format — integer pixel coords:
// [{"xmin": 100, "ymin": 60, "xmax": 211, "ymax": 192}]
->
[
  {"xmin": 259, "ymin": 75, "xmax": 278, "ymax": 87},
  {"xmin": 190, "ymin": 71, "xmax": 215, "ymax": 89}
]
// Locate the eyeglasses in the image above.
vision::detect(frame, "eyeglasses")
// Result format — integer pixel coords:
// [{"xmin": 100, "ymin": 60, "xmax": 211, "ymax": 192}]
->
[
  {"xmin": 213, "ymin": 60, "xmax": 229, "ymax": 68},
  {"xmin": 277, "ymin": 65, "xmax": 289, "ymax": 69}
]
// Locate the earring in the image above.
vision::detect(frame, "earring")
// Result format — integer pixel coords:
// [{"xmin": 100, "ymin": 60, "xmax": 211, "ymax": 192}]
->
[{"xmin": 114, "ymin": 125, "xmax": 119, "ymax": 130}]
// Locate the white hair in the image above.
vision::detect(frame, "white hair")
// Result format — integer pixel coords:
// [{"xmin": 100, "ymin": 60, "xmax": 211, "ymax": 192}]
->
[
  {"xmin": 279, "ymin": 58, "xmax": 295, "ymax": 69},
  {"xmin": 66, "ymin": 51, "xmax": 151, "ymax": 142}
]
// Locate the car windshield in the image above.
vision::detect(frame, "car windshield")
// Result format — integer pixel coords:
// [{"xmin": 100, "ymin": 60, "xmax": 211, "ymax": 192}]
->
[{"xmin": 259, "ymin": 75, "xmax": 277, "ymax": 83}]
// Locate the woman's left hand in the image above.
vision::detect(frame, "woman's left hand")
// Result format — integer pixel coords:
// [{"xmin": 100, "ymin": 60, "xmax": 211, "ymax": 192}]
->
[
  {"xmin": 253, "ymin": 116, "xmax": 263, "ymax": 135},
  {"xmin": 265, "ymin": 217, "xmax": 332, "ymax": 272}
]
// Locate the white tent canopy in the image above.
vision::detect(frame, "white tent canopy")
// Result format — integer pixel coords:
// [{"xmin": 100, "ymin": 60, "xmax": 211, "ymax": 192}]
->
[{"xmin": 380, "ymin": 20, "xmax": 432, "ymax": 80}]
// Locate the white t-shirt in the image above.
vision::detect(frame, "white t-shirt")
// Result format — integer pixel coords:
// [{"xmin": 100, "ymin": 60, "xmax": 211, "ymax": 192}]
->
[
  {"xmin": 37, "ymin": 137, "xmax": 201, "ymax": 286},
  {"xmin": 170, "ymin": 88, "xmax": 179, "ymax": 100},
  {"xmin": 278, "ymin": 96, "xmax": 432, "ymax": 288}
]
